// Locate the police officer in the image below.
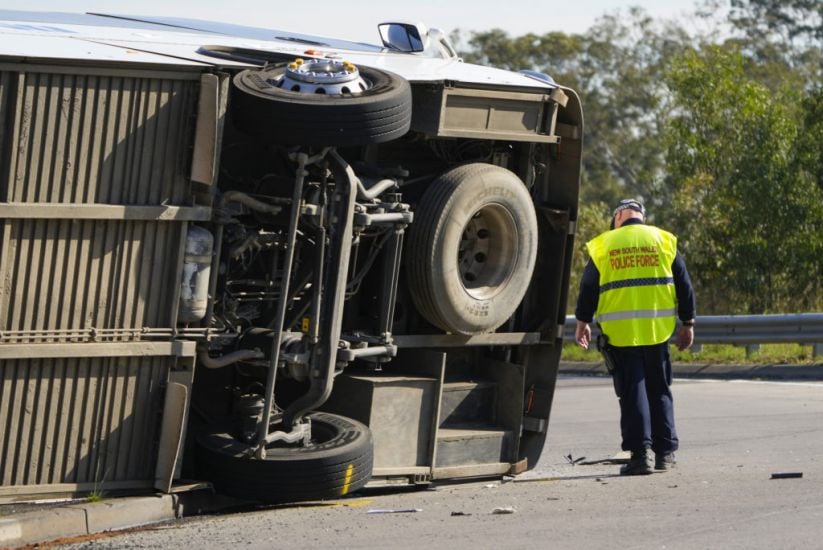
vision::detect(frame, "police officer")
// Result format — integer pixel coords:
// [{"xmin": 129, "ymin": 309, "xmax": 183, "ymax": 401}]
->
[{"xmin": 574, "ymin": 199, "xmax": 696, "ymax": 475}]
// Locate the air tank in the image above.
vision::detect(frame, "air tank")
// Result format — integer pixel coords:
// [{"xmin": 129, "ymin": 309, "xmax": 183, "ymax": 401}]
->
[{"xmin": 178, "ymin": 225, "xmax": 213, "ymax": 323}]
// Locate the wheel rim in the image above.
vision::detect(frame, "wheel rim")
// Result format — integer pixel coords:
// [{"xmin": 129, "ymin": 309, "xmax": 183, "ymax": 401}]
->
[
  {"xmin": 264, "ymin": 418, "xmax": 337, "ymax": 452},
  {"xmin": 272, "ymin": 58, "xmax": 370, "ymax": 95},
  {"xmin": 458, "ymin": 203, "xmax": 519, "ymax": 300}
]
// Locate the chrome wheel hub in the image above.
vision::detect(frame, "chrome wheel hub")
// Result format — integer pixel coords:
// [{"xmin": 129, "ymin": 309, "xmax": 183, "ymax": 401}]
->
[{"xmin": 273, "ymin": 58, "xmax": 369, "ymax": 95}]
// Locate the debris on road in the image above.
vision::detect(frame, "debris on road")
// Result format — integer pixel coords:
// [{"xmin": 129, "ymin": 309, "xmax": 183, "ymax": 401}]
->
[
  {"xmin": 511, "ymin": 475, "xmax": 559, "ymax": 483},
  {"xmin": 580, "ymin": 451, "xmax": 630, "ymax": 465},
  {"xmin": 491, "ymin": 506, "xmax": 516, "ymax": 515},
  {"xmin": 367, "ymin": 508, "xmax": 422, "ymax": 514},
  {"xmin": 450, "ymin": 511, "xmax": 472, "ymax": 516},
  {"xmin": 770, "ymin": 472, "xmax": 803, "ymax": 479},
  {"xmin": 565, "ymin": 454, "xmax": 586, "ymax": 465}
]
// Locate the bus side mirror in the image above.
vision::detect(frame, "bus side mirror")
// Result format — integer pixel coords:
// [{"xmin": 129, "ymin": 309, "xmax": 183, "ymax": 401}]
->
[{"xmin": 378, "ymin": 23, "xmax": 426, "ymax": 53}]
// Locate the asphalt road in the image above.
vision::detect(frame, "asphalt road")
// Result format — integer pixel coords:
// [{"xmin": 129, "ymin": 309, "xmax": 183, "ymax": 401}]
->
[{"xmin": 62, "ymin": 375, "xmax": 823, "ymax": 550}]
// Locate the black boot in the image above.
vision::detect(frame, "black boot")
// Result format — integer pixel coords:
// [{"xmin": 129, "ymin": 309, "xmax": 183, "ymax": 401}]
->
[
  {"xmin": 655, "ymin": 452, "xmax": 676, "ymax": 471},
  {"xmin": 620, "ymin": 448, "xmax": 654, "ymax": 475}
]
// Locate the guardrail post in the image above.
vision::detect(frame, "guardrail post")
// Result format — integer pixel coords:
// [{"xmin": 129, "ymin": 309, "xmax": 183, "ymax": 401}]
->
[
  {"xmin": 744, "ymin": 344, "xmax": 760, "ymax": 357},
  {"xmin": 813, "ymin": 344, "xmax": 823, "ymax": 359},
  {"xmin": 690, "ymin": 343, "xmax": 703, "ymax": 354}
]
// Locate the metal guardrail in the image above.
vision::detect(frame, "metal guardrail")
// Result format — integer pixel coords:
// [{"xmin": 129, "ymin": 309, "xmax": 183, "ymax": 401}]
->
[{"xmin": 563, "ymin": 313, "xmax": 823, "ymax": 356}]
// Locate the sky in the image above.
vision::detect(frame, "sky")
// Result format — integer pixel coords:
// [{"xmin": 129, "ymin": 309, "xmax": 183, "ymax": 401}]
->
[{"xmin": 3, "ymin": 0, "xmax": 695, "ymax": 43}]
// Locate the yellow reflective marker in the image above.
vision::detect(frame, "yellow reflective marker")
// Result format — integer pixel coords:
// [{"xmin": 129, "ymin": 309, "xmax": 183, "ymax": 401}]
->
[
  {"xmin": 301, "ymin": 317, "xmax": 310, "ymax": 333},
  {"xmin": 341, "ymin": 463, "xmax": 354, "ymax": 495},
  {"xmin": 342, "ymin": 499, "xmax": 373, "ymax": 508},
  {"xmin": 320, "ymin": 498, "xmax": 373, "ymax": 508}
]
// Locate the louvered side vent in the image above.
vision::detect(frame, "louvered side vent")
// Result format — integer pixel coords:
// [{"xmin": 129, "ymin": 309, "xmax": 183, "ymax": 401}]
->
[
  {"xmin": 0, "ymin": 68, "xmax": 198, "ymax": 341},
  {"xmin": 0, "ymin": 64, "xmax": 201, "ymax": 499},
  {"xmin": 0, "ymin": 356, "xmax": 169, "ymax": 489}
]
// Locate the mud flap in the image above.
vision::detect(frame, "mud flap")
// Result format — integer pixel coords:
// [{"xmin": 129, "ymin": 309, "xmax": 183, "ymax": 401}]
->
[{"xmin": 154, "ymin": 382, "xmax": 189, "ymax": 493}]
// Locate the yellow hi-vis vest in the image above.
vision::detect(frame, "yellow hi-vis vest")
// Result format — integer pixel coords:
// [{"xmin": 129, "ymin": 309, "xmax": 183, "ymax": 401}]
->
[{"xmin": 586, "ymin": 224, "xmax": 678, "ymax": 347}]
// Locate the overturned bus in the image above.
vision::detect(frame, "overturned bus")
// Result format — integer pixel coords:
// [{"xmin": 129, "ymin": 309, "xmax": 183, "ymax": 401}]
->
[{"xmin": 0, "ymin": 10, "xmax": 582, "ymax": 503}]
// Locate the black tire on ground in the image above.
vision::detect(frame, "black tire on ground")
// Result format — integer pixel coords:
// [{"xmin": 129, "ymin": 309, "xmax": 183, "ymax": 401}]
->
[
  {"xmin": 196, "ymin": 412, "xmax": 373, "ymax": 503},
  {"xmin": 406, "ymin": 163, "xmax": 539, "ymax": 335},
  {"xmin": 231, "ymin": 64, "xmax": 412, "ymax": 146}
]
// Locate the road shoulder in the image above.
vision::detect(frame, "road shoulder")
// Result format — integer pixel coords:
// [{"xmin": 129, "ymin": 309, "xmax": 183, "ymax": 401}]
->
[{"xmin": 2, "ymin": 361, "xmax": 821, "ymax": 548}]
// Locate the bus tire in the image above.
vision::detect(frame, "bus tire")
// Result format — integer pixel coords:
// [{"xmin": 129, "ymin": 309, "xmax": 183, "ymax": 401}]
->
[
  {"xmin": 406, "ymin": 163, "xmax": 539, "ymax": 334},
  {"xmin": 232, "ymin": 64, "xmax": 411, "ymax": 146},
  {"xmin": 196, "ymin": 412, "xmax": 373, "ymax": 503}
]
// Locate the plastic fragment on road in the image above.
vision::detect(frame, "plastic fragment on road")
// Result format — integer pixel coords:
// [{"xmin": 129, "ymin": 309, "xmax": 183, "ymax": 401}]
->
[
  {"xmin": 511, "ymin": 475, "xmax": 559, "ymax": 483},
  {"xmin": 450, "ymin": 511, "xmax": 472, "ymax": 516},
  {"xmin": 367, "ymin": 508, "xmax": 422, "ymax": 514},
  {"xmin": 770, "ymin": 472, "xmax": 803, "ymax": 479},
  {"xmin": 578, "ymin": 451, "xmax": 626, "ymax": 465},
  {"xmin": 491, "ymin": 506, "xmax": 516, "ymax": 514}
]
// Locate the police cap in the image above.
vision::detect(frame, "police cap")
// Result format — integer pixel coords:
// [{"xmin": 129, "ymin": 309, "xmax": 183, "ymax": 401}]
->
[{"xmin": 613, "ymin": 198, "xmax": 646, "ymax": 218}]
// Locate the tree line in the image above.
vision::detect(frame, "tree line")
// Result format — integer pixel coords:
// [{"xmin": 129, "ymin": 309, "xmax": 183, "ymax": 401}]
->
[{"xmin": 452, "ymin": 0, "xmax": 823, "ymax": 314}]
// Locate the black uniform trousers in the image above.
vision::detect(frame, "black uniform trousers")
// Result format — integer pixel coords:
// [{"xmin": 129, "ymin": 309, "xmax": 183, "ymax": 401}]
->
[{"xmin": 611, "ymin": 342, "xmax": 679, "ymax": 454}]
